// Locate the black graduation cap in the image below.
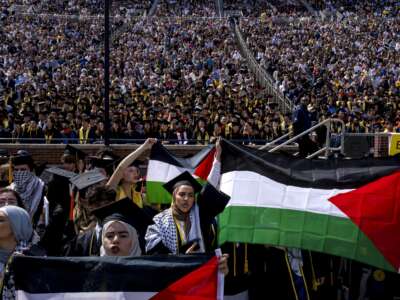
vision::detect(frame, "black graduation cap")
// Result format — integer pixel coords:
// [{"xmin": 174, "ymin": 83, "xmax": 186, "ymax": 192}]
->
[
  {"xmin": 89, "ymin": 150, "xmax": 120, "ymax": 173},
  {"xmin": 69, "ymin": 169, "xmax": 107, "ymax": 191},
  {"xmin": 93, "ymin": 197, "xmax": 153, "ymax": 237},
  {"xmin": 162, "ymin": 171, "xmax": 202, "ymax": 195},
  {"xmin": 11, "ymin": 150, "xmax": 34, "ymax": 166},
  {"xmin": 64, "ymin": 144, "xmax": 86, "ymax": 161},
  {"xmin": 197, "ymin": 183, "xmax": 230, "ymax": 220},
  {"xmin": 93, "ymin": 198, "xmax": 139, "ymax": 224},
  {"xmin": 129, "ymin": 159, "xmax": 143, "ymax": 169}
]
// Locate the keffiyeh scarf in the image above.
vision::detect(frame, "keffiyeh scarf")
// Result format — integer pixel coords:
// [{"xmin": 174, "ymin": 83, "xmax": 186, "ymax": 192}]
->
[
  {"xmin": 145, "ymin": 204, "xmax": 205, "ymax": 254},
  {"xmin": 11, "ymin": 171, "xmax": 44, "ymax": 217}
]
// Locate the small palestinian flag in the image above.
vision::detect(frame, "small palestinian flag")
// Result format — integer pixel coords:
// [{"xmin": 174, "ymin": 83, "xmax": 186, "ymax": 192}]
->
[
  {"xmin": 146, "ymin": 142, "xmax": 216, "ymax": 204},
  {"xmin": 12, "ymin": 255, "xmax": 220, "ymax": 299},
  {"xmin": 218, "ymin": 139, "xmax": 400, "ymax": 272}
]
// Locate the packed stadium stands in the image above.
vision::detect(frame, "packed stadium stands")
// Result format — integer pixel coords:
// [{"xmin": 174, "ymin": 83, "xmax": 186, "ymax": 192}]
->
[{"xmin": 0, "ymin": 0, "xmax": 399, "ymax": 145}]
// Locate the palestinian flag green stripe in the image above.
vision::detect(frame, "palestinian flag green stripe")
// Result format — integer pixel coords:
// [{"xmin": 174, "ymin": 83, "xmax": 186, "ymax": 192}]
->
[{"xmin": 218, "ymin": 205, "xmax": 395, "ymax": 272}]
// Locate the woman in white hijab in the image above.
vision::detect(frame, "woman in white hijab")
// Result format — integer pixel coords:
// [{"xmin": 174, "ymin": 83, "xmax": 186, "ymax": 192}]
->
[
  {"xmin": 0, "ymin": 205, "xmax": 37, "ymax": 298},
  {"xmin": 100, "ymin": 214, "xmax": 141, "ymax": 257}
]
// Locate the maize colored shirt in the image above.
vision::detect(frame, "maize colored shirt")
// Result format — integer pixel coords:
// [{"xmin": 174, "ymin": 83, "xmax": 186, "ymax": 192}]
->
[{"xmin": 116, "ymin": 184, "xmax": 143, "ymax": 208}]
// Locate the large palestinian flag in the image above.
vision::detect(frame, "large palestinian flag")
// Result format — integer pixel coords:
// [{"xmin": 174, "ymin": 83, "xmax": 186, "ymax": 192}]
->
[
  {"xmin": 12, "ymin": 255, "xmax": 222, "ymax": 299},
  {"xmin": 146, "ymin": 142, "xmax": 216, "ymax": 204},
  {"xmin": 218, "ymin": 140, "xmax": 400, "ymax": 272}
]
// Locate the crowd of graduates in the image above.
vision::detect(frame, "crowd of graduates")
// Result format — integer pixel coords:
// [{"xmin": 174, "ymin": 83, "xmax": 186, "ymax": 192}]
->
[{"xmin": 1, "ymin": 0, "xmax": 397, "ymax": 147}]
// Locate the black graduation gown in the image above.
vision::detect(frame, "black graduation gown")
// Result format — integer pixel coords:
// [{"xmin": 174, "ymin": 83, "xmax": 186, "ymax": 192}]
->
[
  {"xmin": 41, "ymin": 174, "xmax": 76, "ymax": 255},
  {"xmin": 63, "ymin": 228, "xmax": 101, "ymax": 257}
]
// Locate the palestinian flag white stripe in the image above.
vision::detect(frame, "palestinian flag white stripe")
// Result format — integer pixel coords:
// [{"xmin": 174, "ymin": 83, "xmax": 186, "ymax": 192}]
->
[
  {"xmin": 147, "ymin": 160, "xmax": 194, "ymax": 183},
  {"xmin": 220, "ymin": 170, "xmax": 351, "ymax": 218}
]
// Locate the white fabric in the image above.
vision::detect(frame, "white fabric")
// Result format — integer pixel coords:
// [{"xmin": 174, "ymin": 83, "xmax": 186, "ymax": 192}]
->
[
  {"xmin": 146, "ymin": 160, "xmax": 194, "ymax": 182},
  {"xmin": 206, "ymin": 158, "xmax": 221, "ymax": 188},
  {"xmin": 220, "ymin": 170, "xmax": 352, "ymax": 218}
]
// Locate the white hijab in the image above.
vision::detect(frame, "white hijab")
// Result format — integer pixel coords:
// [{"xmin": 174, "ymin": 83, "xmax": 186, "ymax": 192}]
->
[{"xmin": 100, "ymin": 220, "xmax": 141, "ymax": 257}]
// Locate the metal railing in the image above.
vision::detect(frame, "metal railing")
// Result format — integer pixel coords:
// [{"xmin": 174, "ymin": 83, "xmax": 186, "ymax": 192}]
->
[
  {"xmin": 262, "ymin": 118, "xmax": 346, "ymax": 159},
  {"xmin": 231, "ymin": 20, "xmax": 294, "ymax": 114},
  {"xmin": 148, "ymin": 0, "xmax": 159, "ymax": 16},
  {"xmin": 215, "ymin": 0, "xmax": 223, "ymax": 17}
]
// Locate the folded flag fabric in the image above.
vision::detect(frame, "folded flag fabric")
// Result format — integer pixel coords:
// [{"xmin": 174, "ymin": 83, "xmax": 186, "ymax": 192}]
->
[
  {"xmin": 11, "ymin": 255, "xmax": 219, "ymax": 300},
  {"xmin": 218, "ymin": 139, "xmax": 400, "ymax": 273},
  {"xmin": 146, "ymin": 142, "xmax": 215, "ymax": 204}
]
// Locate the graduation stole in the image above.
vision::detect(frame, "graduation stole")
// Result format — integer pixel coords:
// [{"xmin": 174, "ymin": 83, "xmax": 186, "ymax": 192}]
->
[
  {"xmin": 44, "ymin": 133, "xmax": 53, "ymax": 143},
  {"xmin": 79, "ymin": 127, "xmax": 90, "ymax": 144}
]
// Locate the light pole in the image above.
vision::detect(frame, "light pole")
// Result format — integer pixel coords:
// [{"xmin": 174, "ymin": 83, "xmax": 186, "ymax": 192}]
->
[{"xmin": 104, "ymin": 0, "xmax": 111, "ymax": 146}]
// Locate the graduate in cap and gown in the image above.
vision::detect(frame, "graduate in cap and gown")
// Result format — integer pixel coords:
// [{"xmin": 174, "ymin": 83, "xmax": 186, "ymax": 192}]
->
[
  {"xmin": 100, "ymin": 213, "xmax": 142, "ymax": 257},
  {"xmin": 64, "ymin": 186, "xmax": 150, "ymax": 256},
  {"xmin": 63, "ymin": 179, "xmax": 110, "ymax": 257},
  {"xmin": 8, "ymin": 150, "xmax": 48, "ymax": 231},
  {"xmin": 40, "ymin": 145, "xmax": 86, "ymax": 255},
  {"xmin": 145, "ymin": 168, "xmax": 229, "ymax": 255}
]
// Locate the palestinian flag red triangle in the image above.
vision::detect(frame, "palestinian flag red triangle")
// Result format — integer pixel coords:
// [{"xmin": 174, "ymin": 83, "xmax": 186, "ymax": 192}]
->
[
  {"xmin": 329, "ymin": 171, "xmax": 400, "ymax": 272},
  {"xmin": 150, "ymin": 256, "xmax": 218, "ymax": 300},
  {"xmin": 194, "ymin": 148, "xmax": 216, "ymax": 181}
]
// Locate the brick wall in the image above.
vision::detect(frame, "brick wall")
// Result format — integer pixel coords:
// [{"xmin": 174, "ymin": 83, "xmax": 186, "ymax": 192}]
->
[{"xmin": 0, "ymin": 144, "xmax": 210, "ymax": 165}]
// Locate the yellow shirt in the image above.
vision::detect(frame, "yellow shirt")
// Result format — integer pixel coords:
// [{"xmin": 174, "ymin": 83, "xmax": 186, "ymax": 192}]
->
[{"xmin": 116, "ymin": 184, "xmax": 143, "ymax": 208}]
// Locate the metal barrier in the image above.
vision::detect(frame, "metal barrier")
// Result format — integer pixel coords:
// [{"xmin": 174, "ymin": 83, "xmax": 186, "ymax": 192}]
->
[
  {"xmin": 262, "ymin": 118, "xmax": 346, "ymax": 159},
  {"xmin": 342, "ymin": 132, "xmax": 392, "ymax": 158},
  {"xmin": 231, "ymin": 20, "xmax": 294, "ymax": 114},
  {"xmin": 148, "ymin": 0, "xmax": 159, "ymax": 16},
  {"xmin": 261, "ymin": 118, "xmax": 396, "ymax": 159},
  {"xmin": 215, "ymin": 0, "xmax": 223, "ymax": 17}
]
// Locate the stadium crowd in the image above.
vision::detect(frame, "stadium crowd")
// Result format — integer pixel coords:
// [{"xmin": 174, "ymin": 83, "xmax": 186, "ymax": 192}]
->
[
  {"xmin": 0, "ymin": 1, "xmax": 400, "ymax": 299},
  {"xmin": 241, "ymin": 1, "xmax": 399, "ymax": 134},
  {"xmin": 0, "ymin": 0, "xmax": 399, "ymax": 147}
]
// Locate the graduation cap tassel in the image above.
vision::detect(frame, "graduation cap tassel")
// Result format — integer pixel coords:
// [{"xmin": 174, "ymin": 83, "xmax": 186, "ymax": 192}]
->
[
  {"xmin": 8, "ymin": 162, "xmax": 13, "ymax": 185},
  {"xmin": 68, "ymin": 185, "xmax": 75, "ymax": 222}
]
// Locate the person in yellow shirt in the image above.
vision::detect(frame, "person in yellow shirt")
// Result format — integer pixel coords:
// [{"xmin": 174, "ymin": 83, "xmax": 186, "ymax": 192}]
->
[
  {"xmin": 107, "ymin": 138, "xmax": 157, "ymax": 208},
  {"xmin": 115, "ymin": 160, "xmax": 144, "ymax": 208}
]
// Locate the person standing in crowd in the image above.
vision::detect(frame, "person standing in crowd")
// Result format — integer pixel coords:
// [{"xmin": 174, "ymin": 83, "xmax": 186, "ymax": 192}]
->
[
  {"xmin": 0, "ymin": 205, "xmax": 44, "ymax": 298},
  {"xmin": 8, "ymin": 151, "xmax": 48, "ymax": 231},
  {"xmin": 145, "ymin": 166, "xmax": 228, "ymax": 255},
  {"xmin": 63, "ymin": 172, "xmax": 109, "ymax": 256},
  {"xmin": 100, "ymin": 215, "xmax": 141, "ymax": 257},
  {"xmin": 292, "ymin": 98, "xmax": 315, "ymax": 157},
  {"xmin": 78, "ymin": 116, "xmax": 96, "ymax": 144},
  {"xmin": 0, "ymin": 189, "xmax": 24, "ymax": 208},
  {"xmin": 107, "ymin": 138, "xmax": 157, "ymax": 209},
  {"xmin": 41, "ymin": 145, "xmax": 86, "ymax": 255}
]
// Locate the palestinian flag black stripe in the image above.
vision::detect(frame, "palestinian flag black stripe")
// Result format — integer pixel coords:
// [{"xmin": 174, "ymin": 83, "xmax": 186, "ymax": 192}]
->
[
  {"xmin": 220, "ymin": 140, "xmax": 400, "ymax": 189},
  {"xmin": 13, "ymin": 255, "xmax": 211, "ymax": 294}
]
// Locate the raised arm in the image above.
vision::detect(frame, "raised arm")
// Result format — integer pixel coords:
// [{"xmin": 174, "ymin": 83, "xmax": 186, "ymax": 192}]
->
[
  {"xmin": 207, "ymin": 137, "xmax": 222, "ymax": 188},
  {"xmin": 107, "ymin": 138, "xmax": 157, "ymax": 189}
]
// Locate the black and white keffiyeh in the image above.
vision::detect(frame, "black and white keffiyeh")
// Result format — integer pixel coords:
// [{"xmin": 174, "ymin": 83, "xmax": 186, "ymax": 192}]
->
[
  {"xmin": 10, "ymin": 171, "xmax": 44, "ymax": 218},
  {"xmin": 145, "ymin": 204, "xmax": 205, "ymax": 254}
]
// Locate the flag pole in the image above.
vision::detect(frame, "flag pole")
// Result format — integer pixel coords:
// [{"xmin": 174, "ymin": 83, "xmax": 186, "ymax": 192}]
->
[{"xmin": 104, "ymin": 0, "xmax": 111, "ymax": 146}]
